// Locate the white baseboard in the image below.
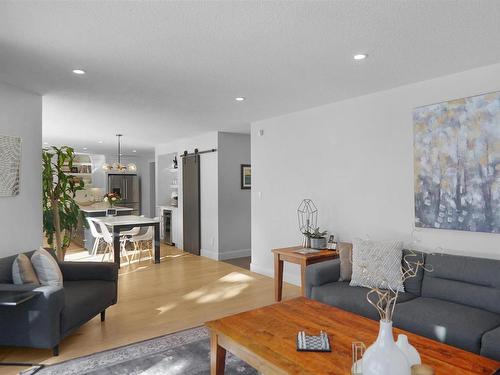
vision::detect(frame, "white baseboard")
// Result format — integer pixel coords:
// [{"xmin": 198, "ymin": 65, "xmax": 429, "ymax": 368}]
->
[
  {"xmin": 200, "ymin": 248, "xmax": 219, "ymax": 260},
  {"xmin": 201, "ymin": 248, "xmax": 251, "ymax": 261},
  {"xmin": 218, "ymin": 248, "xmax": 251, "ymax": 260},
  {"xmin": 250, "ymin": 262, "xmax": 301, "ymax": 286}
]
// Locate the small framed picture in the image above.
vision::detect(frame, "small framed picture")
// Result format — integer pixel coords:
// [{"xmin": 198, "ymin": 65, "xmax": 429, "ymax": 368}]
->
[{"xmin": 240, "ymin": 164, "xmax": 251, "ymax": 189}]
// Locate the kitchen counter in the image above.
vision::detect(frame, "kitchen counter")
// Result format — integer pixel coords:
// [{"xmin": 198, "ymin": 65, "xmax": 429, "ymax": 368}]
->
[
  {"xmin": 157, "ymin": 205, "xmax": 178, "ymax": 210},
  {"xmin": 78, "ymin": 203, "xmax": 133, "ymax": 213}
]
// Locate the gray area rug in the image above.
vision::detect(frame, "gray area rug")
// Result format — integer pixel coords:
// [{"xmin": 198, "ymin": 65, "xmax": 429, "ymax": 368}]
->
[{"xmin": 22, "ymin": 326, "xmax": 257, "ymax": 375}]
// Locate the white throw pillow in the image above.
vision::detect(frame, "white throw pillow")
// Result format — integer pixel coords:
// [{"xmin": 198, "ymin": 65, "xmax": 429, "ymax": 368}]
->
[
  {"xmin": 12, "ymin": 253, "xmax": 40, "ymax": 285},
  {"xmin": 31, "ymin": 247, "xmax": 63, "ymax": 286},
  {"xmin": 349, "ymin": 239, "xmax": 404, "ymax": 292}
]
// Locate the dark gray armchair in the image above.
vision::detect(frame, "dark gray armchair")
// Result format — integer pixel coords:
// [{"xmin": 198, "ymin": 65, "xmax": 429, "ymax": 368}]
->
[{"xmin": 0, "ymin": 252, "xmax": 118, "ymax": 355}]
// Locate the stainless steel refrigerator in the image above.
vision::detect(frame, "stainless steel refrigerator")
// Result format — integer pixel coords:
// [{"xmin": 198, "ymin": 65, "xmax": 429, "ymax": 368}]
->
[{"xmin": 107, "ymin": 174, "xmax": 141, "ymax": 215}]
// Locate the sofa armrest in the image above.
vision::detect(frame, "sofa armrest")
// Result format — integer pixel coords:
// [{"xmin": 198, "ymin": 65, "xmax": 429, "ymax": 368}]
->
[
  {"xmin": 0, "ymin": 284, "xmax": 64, "ymax": 349},
  {"xmin": 59, "ymin": 261, "xmax": 119, "ymax": 282},
  {"xmin": 305, "ymin": 259, "xmax": 341, "ymax": 298}
]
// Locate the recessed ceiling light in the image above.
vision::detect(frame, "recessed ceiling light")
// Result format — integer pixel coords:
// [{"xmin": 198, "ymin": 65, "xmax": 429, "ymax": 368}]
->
[
  {"xmin": 132, "ymin": 150, "xmax": 137, "ymax": 153},
  {"xmin": 97, "ymin": 140, "xmax": 103, "ymax": 144},
  {"xmin": 83, "ymin": 147, "xmax": 87, "ymax": 150},
  {"xmin": 235, "ymin": 97, "xmax": 245, "ymax": 102},
  {"xmin": 353, "ymin": 54, "xmax": 368, "ymax": 61},
  {"xmin": 72, "ymin": 69, "xmax": 86, "ymax": 75}
]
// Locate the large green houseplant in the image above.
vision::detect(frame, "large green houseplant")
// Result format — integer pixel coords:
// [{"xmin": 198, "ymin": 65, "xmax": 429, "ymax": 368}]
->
[{"xmin": 42, "ymin": 146, "xmax": 84, "ymax": 260}]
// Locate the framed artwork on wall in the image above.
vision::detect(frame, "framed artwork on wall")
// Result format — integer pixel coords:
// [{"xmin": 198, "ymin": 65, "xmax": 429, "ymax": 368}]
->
[
  {"xmin": 0, "ymin": 134, "xmax": 21, "ymax": 197},
  {"xmin": 241, "ymin": 164, "xmax": 251, "ymax": 190},
  {"xmin": 413, "ymin": 90, "xmax": 500, "ymax": 233}
]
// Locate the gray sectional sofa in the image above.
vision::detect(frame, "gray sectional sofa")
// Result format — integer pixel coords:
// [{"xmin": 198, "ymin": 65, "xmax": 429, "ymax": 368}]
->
[
  {"xmin": 306, "ymin": 250, "xmax": 500, "ymax": 361},
  {"xmin": 0, "ymin": 251, "xmax": 118, "ymax": 355}
]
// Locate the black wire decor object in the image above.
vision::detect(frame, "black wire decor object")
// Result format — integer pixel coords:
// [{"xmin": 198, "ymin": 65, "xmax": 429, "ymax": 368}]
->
[{"xmin": 297, "ymin": 199, "xmax": 318, "ymax": 248}]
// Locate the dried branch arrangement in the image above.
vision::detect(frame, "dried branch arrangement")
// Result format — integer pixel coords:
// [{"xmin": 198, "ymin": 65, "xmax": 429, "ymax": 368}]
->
[{"xmin": 366, "ymin": 251, "xmax": 432, "ymax": 322}]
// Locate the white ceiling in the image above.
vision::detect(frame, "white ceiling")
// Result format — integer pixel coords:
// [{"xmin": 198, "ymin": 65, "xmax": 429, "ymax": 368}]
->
[{"xmin": 1, "ymin": 1, "xmax": 500, "ymax": 155}]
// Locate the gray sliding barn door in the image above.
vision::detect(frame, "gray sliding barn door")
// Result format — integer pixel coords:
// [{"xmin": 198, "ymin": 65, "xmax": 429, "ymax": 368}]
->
[{"xmin": 182, "ymin": 155, "xmax": 201, "ymax": 255}]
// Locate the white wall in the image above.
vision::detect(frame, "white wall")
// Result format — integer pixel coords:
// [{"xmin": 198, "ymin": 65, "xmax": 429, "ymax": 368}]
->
[
  {"xmin": 134, "ymin": 154, "xmax": 155, "ymax": 217},
  {"xmin": 0, "ymin": 83, "xmax": 42, "ymax": 256},
  {"xmin": 157, "ymin": 152, "xmax": 177, "ymax": 207},
  {"xmin": 156, "ymin": 132, "xmax": 219, "ymax": 257},
  {"xmin": 251, "ymin": 62, "xmax": 500, "ymax": 285},
  {"xmin": 218, "ymin": 132, "xmax": 251, "ymax": 259}
]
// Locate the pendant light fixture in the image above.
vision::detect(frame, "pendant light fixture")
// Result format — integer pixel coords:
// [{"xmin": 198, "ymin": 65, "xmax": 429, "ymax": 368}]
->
[{"xmin": 102, "ymin": 134, "xmax": 137, "ymax": 172}]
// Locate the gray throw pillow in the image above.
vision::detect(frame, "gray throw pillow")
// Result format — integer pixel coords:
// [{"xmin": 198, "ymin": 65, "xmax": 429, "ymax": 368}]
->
[
  {"xmin": 31, "ymin": 247, "xmax": 63, "ymax": 286},
  {"xmin": 12, "ymin": 254, "xmax": 40, "ymax": 285},
  {"xmin": 338, "ymin": 242, "xmax": 353, "ymax": 281},
  {"xmin": 349, "ymin": 239, "xmax": 404, "ymax": 292}
]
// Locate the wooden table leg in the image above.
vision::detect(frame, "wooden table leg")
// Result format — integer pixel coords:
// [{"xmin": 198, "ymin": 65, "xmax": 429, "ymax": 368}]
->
[
  {"xmin": 300, "ymin": 261, "xmax": 307, "ymax": 297},
  {"xmin": 274, "ymin": 253, "xmax": 284, "ymax": 302},
  {"xmin": 210, "ymin": 331, "xmax": 226, "ymax": 375},
  {"xmin": 113, "ymin": 226, "xmax": 121, "ymax": 268},
  {"xmin": 154, "ymin": 222, "xmax": 160, "ymax": 264}
]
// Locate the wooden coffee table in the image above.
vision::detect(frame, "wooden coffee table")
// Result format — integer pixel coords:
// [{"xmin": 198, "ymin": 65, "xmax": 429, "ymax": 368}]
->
[
  {"xmin": 272, "ymin": 246, "xmax": 339, "ymax": 301},
  {"xmin": 206, "ymin": 297, "xmax": 500, "ymax": 375}
]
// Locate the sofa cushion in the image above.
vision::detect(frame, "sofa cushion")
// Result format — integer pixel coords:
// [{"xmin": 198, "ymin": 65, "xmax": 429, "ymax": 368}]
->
[
  {"xmin": 393, "ymin": 297, "xmax": 500, "ymax": 353},
  {"xmin": 31, "ymin": 248, "xmax": 63, "ymax": 287},
  {"xmin": 338, "ymin": 242, "xmax": 353, "ymax": 282},
  {"xmin": 350, "ymin": 239, "xmax": 405, "ymax": 292},
  {"xmin": 422, "ymin": 253, "xmax": 500, "ymax": 314},
  {"xmin": 402, "ymin": 249, "xmax": 426, "ymax": 296},
  {"xmin": 61, "ymin": 280, "xmax": 116, "ymax": 336},
  {"xmin": 0, "ymin": 251, "xmax": 36, "ymax": 283},
  {"xmin": 481, "ymin": 326, "xmax": 500, "ymax": 361},
  {"xmin": 311, "ymin": 282, "xmax": 417, "ymax": 321},
  {"xmin": 12, "ymin": 254, "xmax": 40, "ymax": 285}
]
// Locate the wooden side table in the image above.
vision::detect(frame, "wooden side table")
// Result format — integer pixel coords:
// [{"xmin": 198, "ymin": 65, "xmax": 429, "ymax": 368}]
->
[{"xmin": 272, "ymin": 245, "xmax": 338, "ymax": 301}]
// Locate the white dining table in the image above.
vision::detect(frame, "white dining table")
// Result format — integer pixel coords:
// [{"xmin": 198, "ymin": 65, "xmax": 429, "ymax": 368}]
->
[{"xmin": 94, "ymin": 215, "xmax": 161, "ymax": 268}]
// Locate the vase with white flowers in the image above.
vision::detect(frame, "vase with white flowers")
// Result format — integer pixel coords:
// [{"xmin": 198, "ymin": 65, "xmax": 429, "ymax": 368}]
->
[{"xmin": 103, "ymin": 192, "xmax": 121, "ymax": 207}]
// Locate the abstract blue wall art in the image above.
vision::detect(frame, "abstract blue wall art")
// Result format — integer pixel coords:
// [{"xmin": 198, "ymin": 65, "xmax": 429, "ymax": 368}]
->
[{"xmin": 414, "ymin": 91, "xmax": 500, "ymax": 233}]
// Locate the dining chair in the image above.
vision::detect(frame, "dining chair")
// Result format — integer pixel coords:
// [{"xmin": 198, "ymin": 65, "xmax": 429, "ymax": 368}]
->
[
  {"xmin": 97, "ymin": 221, "xmax": 130, "ymax": 264},
  {"xmin": 86, "ymin": 217, "xmax": 104, "ymax": 256},
  {"xmin": 129, "ymin": 217, "xmax": 157, "ymax": 263}
]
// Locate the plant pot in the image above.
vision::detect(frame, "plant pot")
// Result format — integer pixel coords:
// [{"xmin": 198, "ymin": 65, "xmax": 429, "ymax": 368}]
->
[
  {"xmin": 310, "ymin": 237, "xmax": 327, "ymax": 249},
  {"xmin": 361, "ymin": 320, "xmax": 411, "ymax": 375}
]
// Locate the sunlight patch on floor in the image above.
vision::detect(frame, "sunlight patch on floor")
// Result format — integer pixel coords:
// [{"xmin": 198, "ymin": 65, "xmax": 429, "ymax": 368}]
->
[
  {"xmin": 196, "ymin": 284, "xmax": 249, "ymax": 303},
  {"xmin": 156, "ymin": 303, "xmax": 178, "ymax": 315},
  {"xmin": 118, "ymin": 265, "xmax": 150, "ymax": 276},
  {"xmin": 182, "ymin": 272, "xmax": 253, "ymax": 304},
  {"xmin": 163, "ymin": 253, "xmax": 188, "ymax": 259},
  {"xmin": 219, "ymin": 271, "xmax": 254, "ymax": 283}
]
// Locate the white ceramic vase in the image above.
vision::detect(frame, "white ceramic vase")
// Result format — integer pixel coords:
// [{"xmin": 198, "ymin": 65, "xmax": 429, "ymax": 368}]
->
[
  {"xmin": 361, "ymin": 320, "xmax": 411, "ymax": 375},
  {"xmin": 396, "ymin": 334, "xmax": 421, "ymax": 366}
]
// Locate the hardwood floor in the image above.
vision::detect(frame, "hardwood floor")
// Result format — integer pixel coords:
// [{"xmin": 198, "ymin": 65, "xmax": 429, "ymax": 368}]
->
[{"xmin": 0, "ymin": 245, "xmax": 300, "ymax": 374}]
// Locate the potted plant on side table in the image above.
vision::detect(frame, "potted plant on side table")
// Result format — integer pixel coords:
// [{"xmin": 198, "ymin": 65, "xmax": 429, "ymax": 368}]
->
[{"xmin": 303, "ymin": 227, "xmax": 328, "ymax": 249}]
